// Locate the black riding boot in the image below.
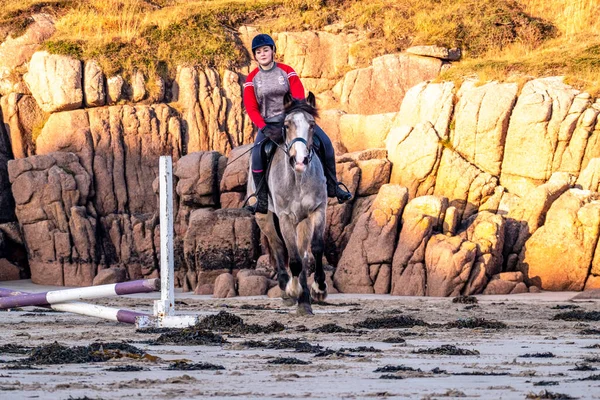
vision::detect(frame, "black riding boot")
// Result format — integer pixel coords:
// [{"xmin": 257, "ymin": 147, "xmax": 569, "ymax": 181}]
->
[
  {"xmin": 321, "ymin": 151, "xmax": 352, "ymax": 204},
  {"xmin": 245, "ymin": 171, "xmax": 268, "ymax": 214}
]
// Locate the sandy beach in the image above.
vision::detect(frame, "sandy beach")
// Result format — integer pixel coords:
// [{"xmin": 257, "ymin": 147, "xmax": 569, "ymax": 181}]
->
[{"xmin": 1, "ymin": 280, "xmax": 599, "ymax": 400}]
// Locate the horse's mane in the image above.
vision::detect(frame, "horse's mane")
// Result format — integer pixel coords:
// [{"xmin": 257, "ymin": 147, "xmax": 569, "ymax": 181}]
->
[{"xmin": 284, "ymin": 98, "xmax": 319, "ymax": 119}]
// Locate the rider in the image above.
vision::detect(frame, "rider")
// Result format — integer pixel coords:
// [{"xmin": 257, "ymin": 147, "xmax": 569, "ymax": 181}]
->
[{"xmin": 243, "ymin": 33, "xmax": 352, "ymax": 214}]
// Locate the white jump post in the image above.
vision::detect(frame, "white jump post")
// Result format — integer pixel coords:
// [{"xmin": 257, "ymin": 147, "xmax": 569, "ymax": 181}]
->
[
  {"xmin": 135, "ymin": 156, "xmax": 198, "ymax": 329},
  {"xmin": 156, "ymin": 154, "xmax": 175, "ymax": 318}
]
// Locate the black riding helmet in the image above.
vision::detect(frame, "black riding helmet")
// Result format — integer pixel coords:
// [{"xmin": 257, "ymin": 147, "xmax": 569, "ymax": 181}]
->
[{"xmin": 251, "ymin": 33, "xmax": 276, "ymax": 54}]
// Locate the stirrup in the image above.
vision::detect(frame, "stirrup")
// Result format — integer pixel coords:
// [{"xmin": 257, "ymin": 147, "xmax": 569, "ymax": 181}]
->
[
  {"xmin": 335, "ymin": 181, "xmax": 352, "ymax": 204},
  {"xmin": 242, "ymin": 194, "xmax": 258, "ymax": 214}
]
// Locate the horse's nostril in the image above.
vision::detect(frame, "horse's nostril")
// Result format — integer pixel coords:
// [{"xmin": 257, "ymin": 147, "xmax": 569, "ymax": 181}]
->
[{"xmin": 303, "ymin": 157, "xmax": 309, "ymax": 165}]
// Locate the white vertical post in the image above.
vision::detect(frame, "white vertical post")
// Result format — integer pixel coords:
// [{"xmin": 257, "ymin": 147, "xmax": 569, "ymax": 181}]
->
[{"xmin": 155, "ymin": 155, "xmax": 175, "ymax": 317}]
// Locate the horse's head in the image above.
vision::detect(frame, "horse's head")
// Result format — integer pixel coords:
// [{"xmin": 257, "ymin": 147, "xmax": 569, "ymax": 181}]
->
[{"xmin": 283, "ymin": 92, "xmax": 318, "ymax": 173}]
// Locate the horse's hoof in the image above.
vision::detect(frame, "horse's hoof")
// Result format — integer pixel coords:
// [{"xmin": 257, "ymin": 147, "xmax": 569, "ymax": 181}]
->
[
  {"xmin": 296, "ymin": 303, "xmax": 313, "ymax": 316},
  {"xmin": 310, "ymin": 281, "xmax": 328, "ymax": 303},
  {"xmin": 285, "ymin": 277, "xmax": 302, "ymax": 299}
]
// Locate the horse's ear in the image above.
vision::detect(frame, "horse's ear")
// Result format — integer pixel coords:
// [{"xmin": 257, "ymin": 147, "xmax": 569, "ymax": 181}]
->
[
  {"xmin": 283, "ymin": 92, "xmax": 294, "ymax": 110},
  {"xmin": 306, "ymin": 92, "xmax": 316, "ymax": 108}
]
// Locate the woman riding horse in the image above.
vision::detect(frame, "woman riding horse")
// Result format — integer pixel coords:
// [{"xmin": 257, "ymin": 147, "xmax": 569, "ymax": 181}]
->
[{"xmin": 243, "ymin": 33, "xmax": 351, "ymax": 214}]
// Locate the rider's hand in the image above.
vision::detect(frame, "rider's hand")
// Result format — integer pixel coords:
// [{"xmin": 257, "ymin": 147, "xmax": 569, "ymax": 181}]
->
[{"xmin": 262, "ymin": 123, "xmax": 283, "ymax": 142}]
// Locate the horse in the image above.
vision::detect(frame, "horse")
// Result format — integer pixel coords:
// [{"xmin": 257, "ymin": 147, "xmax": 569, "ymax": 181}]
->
[{"xmin": 247, "ymin": 92, "xmax": 328, "ymax": 315}]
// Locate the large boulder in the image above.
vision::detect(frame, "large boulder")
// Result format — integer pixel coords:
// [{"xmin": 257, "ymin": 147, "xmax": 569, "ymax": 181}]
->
[
  {"xmin": 518, "ymin": 189, "xmax": 600, "ymax": 291},
  {"xmin": 386, "ymin": 122, "xmax": 443, "ymax": 198},
  {"xmin": 396, "ymin": 81, "xmax": 455, "ymax": 139},
  {"xmin": 173, "ymin": 66, "xmax": 253, "ymax": 156},
  {"xmin": 83, "ymin": 60, "xmax": 106, "ymax": 107},
  {"xmin": 219, "ymin": 144, "xmax": 252, "ymax": 208},
  {"xmin": 338, "ymin": 149, "xmax": 391, "ymax": 196},
  {"xmin": 453, "ymin": 81, "xmax": 518, "ymax": 176},
  {"xmin": 184, "ymin": 208, "xmax": 260, "ymax": 278},
  {"xmin": 334, "ymin": 185, "xmax": 408, "ymax": 293},
  {"xmin": 500, "ymin": 78, "xmax": 584, "ymax": 196},
  {"xmin": 0, "ymin": 14, "xmax": 56, "ymax": 95},
  {"xmin": 274, "ymin": 30, "xmax": 362, "ymax": 93},
  {"xmin": 334, "ymin": 112, "xmax": 398, "ymax": 153},
  {"xmin": 36, "ymin": 105, "xmax": 183, "ymax": 217},
  {"xmin": 1, "ymin": 93, "xmax": 46, "ymax": 159},
  {"xmin": 557, "ymin": 105, "xmax": 599, "ymax": 174},
  {"xmin": 324, "ymin": 158, "xmax": 361, "ymax": 266},
  {"xmin": 502, "ymin": 172, "xmax": 574, "ymax": 270},
  {"xmin": 576, "ymin": 158, "xmax": 600, "ymax": 192},
  {"xmin": 8, "ymin": 152, "xmax": 97, "ymax": 286},
  {"xmin": 483, "ymin": 272, "xmax": 528, "ymax": 295},
  {"xmin": 99, "ymin": 213, "xmax": 158, "ymax": 283},
  {"xmin": 433, "ymin": 148, "xmax": 499, "ymax": 223},
  {"xmin": 320, "ymin": 53, "xmax": 442, "ymax": 115},
  {"xmin": 174, "ymin": 151, "xmax": 223, "ymax": 208},
  {"xmin": 390, "ymin": 195, "xmax": 447, "ymax": 296},
  {"xmin": 460, "ymin": 211, "xmax": 505, "ymax": 295},
  {"xmin": 24, "ymin": 51, "xmax": 83, "ymax": 113},
  {"xmin": 425, "ymin": 234, "xmax": 477, "ymax": 297},
  {"xmin": 406, "ymin": 46, "xmax": 461, "ymax": 61}
]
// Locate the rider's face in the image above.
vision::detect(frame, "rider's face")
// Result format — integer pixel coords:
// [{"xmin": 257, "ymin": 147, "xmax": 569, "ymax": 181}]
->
[{"xmin": 254, "ymin": 46, "xmax": 274, "ymax": 68}]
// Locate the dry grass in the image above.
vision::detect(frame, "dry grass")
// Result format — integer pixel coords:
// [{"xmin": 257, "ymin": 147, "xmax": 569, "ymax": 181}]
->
[
  {"xmin": 521, "ymin": 0, "xmax": 600, "ymax": 37},
  {"xmin": 441, "ymin": 0, "xmax": 600, "ymax": 95},
  {"xmin": 0, "ymin": 0, "xmax": 598, "ymax": 93}
]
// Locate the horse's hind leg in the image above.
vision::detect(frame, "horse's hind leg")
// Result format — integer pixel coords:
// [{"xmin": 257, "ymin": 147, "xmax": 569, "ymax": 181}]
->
[
  {"xmin": 309, "ymin": 208, "xmax": 328, "ymax": 303},
  {"xmin": 280, "ymin": 215, "xmax": 312, "ymax": 315}
]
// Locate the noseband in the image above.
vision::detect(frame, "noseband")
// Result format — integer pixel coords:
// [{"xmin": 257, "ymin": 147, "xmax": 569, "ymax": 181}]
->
[{"xmin": 276, "ymin": 123, "xmax": 314, "ymax": 166}]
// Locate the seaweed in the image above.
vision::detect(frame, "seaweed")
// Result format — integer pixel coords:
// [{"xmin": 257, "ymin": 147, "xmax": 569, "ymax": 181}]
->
[
  {"xmin": 412, "ymin": 345, "xmax": 479, "ymax": 356},
  {"xmin": 196, "ymin": 311, "xmax": 284, "ymax": 334},
  {"xmin": 312, "ymin": 323, "xmax": 355, "ymax": 333},
  {"xmin": 552, "ymin": 311, "xmax": 600, "ymax": 322},
  {"xmin": 354, "ymin": 315, "xmax": 426, "ymax": 329},
  {"xmin": 374, "ymin": 365, "xmax": 421, "ymax": 373},
  {"xmin": 452, "ymin": 295, "xmax": 478, "ymax": 304},
  {"xmin": 242, "ymin": 338, "xmax": 323, "ymax": 353},
  {"xmin": 445, "ymin": 317, "xmax": 507, "ymax": 329},
  {"xmin": 267, "ymin": 357, "xmax": 310, "ymax": 365},
  {"xmin": 519, "ymin": 352, "xmax": 555, "ymax": 358},
  {"xmin": 22, "ymin": 342, "xmax": 149, "ymax": 365},
  {"xmin": 166, "ymin": 361, "xmax": 225, "ymax": 370},
  {"xmin": 153, "ymin": 328, "xmax": 226, "ymax": 346}
]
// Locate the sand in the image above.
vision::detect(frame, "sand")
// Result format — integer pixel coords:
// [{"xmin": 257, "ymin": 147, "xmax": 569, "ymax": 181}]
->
[{"xmin": 0, "ymin": 280, "xmax": 599, "ymax": 400}]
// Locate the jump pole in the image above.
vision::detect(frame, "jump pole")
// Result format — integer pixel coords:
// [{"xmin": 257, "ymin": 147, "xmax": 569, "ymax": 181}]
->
[
  {"xmin": 0, "ymin": 279, "xmax": 160, "ymax": 310},
  {"xmin": 0, "ymin": 288, "xmax": 148, "ymax": 325},
  {"xmin": 135, "ymin": 156, "xmax": 199, "ymax": 329}
]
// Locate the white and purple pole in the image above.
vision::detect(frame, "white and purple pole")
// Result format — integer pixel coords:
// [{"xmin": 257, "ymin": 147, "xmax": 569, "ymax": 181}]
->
[
  {"xmin": 0, "ymin": 279, "xmax": 160, "ymax": 310},
  {"xmin": 0, "ymin": 288, "xmax": 149, "ymax": 324}
]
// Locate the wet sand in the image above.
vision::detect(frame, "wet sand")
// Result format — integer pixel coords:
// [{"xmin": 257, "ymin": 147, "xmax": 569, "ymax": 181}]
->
[{"xmin": 1, "ymin": 280, "xmax": 599, "ymax": 400}]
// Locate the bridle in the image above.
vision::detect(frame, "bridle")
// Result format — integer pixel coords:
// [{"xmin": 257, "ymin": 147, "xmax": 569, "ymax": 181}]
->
[{"xmin": 274, "ymin": 116, "xmax": 314, "ymax": 167}]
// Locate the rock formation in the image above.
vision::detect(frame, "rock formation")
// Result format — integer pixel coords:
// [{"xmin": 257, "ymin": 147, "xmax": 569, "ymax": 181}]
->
[{"xmin": 1, "ymin": 22, "xmax": 600, "ymax": 296}]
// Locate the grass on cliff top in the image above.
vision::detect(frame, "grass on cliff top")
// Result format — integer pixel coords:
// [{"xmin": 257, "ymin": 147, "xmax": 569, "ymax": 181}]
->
[{"xmin": 0, "ymin": 0, "xmax": 598, "ymax": 93}]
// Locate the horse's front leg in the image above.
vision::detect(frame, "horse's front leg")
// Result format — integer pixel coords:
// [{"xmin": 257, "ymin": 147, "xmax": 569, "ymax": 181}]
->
[
  {"xmin": 255, "ymin": 213, "xmax": 294, "ymax": 306},
  {"xmin": 280, "ymin": 215, "xmax": 312, "ymax": 315},
  {"xmin": 308, "ymin": 207, "xmax": 327, "ymax": 302}
]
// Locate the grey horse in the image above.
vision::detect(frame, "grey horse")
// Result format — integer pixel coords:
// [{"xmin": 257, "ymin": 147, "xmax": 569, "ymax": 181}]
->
[{"xmin": 247, "ymin": 92, "xmax": 328, "ymax": 315}]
